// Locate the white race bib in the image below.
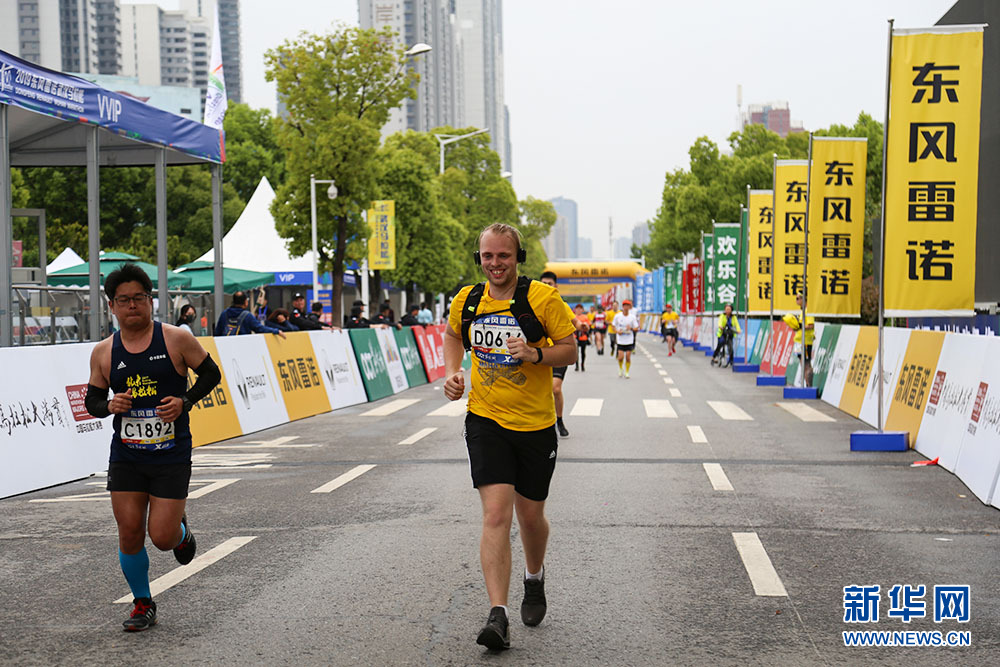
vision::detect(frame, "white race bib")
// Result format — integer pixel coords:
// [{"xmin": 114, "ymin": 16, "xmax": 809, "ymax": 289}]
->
[
  {"xmin": 120, "ymin": 407, "xmax": 176, "ymax": 451},
  {"xmin": 469, "ymin": 314, "xmax": 523, "ymax": 366}
]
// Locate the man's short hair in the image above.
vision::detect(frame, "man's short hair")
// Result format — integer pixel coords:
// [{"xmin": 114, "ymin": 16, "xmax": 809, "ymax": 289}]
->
[
  {"xmin": 232, "ymin": 291, "xmax": 248, "ymax": 306},
  {"xmin": 104, "ymin": 262, "xmax": 152, "ymax": 300},
  {"xmin": 540, "ymin": 271, "xmax": 557, "ymax": 283},
  {"xmin": 311, "ymin": 302, "xmax": 323, "ymax": 313},
  {"xmin": 478, "ymin": 222, "xmax": 523, "ymax": 252},
  {"xmin": 409, "ymin": 304, "xmax": 420, "ymax": 313}
]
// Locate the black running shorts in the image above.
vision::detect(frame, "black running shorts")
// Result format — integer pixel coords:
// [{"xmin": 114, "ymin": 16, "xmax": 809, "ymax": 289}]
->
[
  {"xmin": 464, "ymin": 412, "xmax": 557, "ymax": 502},
  {"xmin": 107, "ymin": 460, "xmax": 192, "ymax": 499},
  {"xmin": 617, "ymin": 343, "xmax": 635, "ymax": 352},
  {"xmin": 552, "ymin": 365, "xmax": 567, "ymax": 380},
  {"xmin": 666, "ymin": 328, "xmax": 679, "ymax": 337}
]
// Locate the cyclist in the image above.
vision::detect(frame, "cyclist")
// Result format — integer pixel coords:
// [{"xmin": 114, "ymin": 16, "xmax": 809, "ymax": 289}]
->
[{"xmin": 712, "ymin": 304, "xmax": 741, "ymax": 367}]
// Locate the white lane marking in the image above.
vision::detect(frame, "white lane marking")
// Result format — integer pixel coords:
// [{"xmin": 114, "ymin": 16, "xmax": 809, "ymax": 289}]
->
[
  {"xmin": 114, "ymin": 536, "xmax": 258, "ymax": 604},
  {"xmin": 427, "ymin": 400, "xmax": 468, "ymax": 417},
  {"xmin": 311, "ymin": 464, "xmax": 377, "ymax": 493},
  {"xmin": 643, "ymin": 399, "xmax": 678, "ymax": 419},
  {"xmin": 663, "ymin": 377, "xmax": 674, "ymax": 385},
  {"xmin": 186, "ymin": 479, "xmax": 240, "ymax": 500},
  {"xmin": 708, "ymin": 400, "xmax": 754, "ymax": 421},
  {"xmin": 732, "ymin": 532, "xmax": 788, "ymax": 597},
  {"xmin": 209, "ymin": 435, "xmax": 319, "ymax": 449},
  {"xmin": 654, "ymin": 363, "xmax": 663, "ymax": 369},
  {"xmin": 569, "ymin": 398, "xmax": 604, "ymax": 417},
  {"xmin": 776, "ymin": 401, "xmax": 836, "ymax": 422},
  {"xmin": 30, "ymin": 478, "xmax": 241, "ymax": 503},
  {"xmin": 703, "ymin": 463, "xmax": 734, "ymax": 491},
  {"xmin": 670, "ymin": 388, "xmax": 682, "ymax": 398},
  {"xmin": 241, "ymin": 436, "xmax": 299, "ymax": 446},
  {"xmin": 398, "ymin": 427, "xmax": 437, "ymax": 445},
  {"xmin": 361, "ymin": 398, "xmax": 421, "ymax": 417},
  {"xmin": 658, "ymin": 370, "xmax": 668, "ymax": 376},
  {"xmin": 192, "ymin": 452, "xmax": 275, "ymax": 469},
  {"xmin": 687, "ymin": 425, "xmax": 707, "ymax": 443}
]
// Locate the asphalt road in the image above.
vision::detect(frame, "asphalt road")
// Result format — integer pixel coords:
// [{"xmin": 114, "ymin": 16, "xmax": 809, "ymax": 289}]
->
[{"xmin": 1, "ymin": 334, "xmax": 998, "ymax": 666}]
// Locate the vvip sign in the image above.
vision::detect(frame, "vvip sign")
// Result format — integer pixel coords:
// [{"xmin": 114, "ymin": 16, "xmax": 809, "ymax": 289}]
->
[{"xmin": 884, "ymin": 25, "xmax": 984, "ymax": 315}]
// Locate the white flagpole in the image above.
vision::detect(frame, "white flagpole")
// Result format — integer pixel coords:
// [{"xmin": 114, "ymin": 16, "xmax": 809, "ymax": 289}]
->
[
  {"xmin": 876, "ymin": 19, "xmax": 895, "ymax": 433},
  {"xmin": 802, "ymin": 133, "xmax": 813, "ymax": 388},
  {"xmin": 769, "ymin": 153, "xmax": 778, "ymax": 377}
]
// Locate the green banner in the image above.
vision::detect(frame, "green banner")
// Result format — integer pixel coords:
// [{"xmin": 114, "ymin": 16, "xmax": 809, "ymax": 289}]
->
[
  {"xmin": 810, "ymin": 324, "xmax": 842, "ymax": 397},
  {"xmin": 674, "ymin": 261, "xmax": 684, "ymax": 308},
  {"xmin": 349, "ymin": 328, "xmax": 394, "ymax": 402},
  {"xmin": 711, "ymin": 223, "xmax": 740, "ymax": 313},
  {"xmin": 393, "ymin": 328, "xmax": 428, "ymax": 387},
  {"xmin": 665, "ymin": 261, "xmax": 681, "ymax": 308},
  {"xmin": 749, "ymin": 319, "xmax": 772, "ymax": 365},
  {"xmin": 702, "ymin": 233, "xmax": 714, "ymax": 314}
]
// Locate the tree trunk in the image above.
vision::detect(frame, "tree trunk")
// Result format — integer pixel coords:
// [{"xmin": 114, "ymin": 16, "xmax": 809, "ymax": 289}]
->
[
  {"xmin": 371, "ymin": 270, "xmax": 382, "ymax": 306},
  {"xmin": 332, "ymin": 213, "xmax": 348, "ymax": 324}
]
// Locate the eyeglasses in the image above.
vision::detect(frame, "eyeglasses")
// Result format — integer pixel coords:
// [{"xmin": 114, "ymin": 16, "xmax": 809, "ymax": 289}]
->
[{"xmin": 113, "ymin": 294, "xmax": 152, "ymax": 307}]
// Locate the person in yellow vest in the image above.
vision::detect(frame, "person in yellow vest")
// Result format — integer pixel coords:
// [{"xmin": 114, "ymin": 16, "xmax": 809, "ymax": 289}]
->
[
  {"xmin": 712, "ymin": 303, "xmax": 741, "ymax": 366},
  {"xmin": 660, "ymin": 304, "xmax": 680, "ymax": 356},
  {"xmin": 782, "ymin": 293, "xmax": 815, "ymax": 386},
  {"xmin": 444, "ymin": 224, "xmax": 577, "ymax": 651}
]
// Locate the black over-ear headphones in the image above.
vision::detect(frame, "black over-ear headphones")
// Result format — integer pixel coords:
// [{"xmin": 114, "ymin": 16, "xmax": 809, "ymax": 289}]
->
[{"xmin": 474, "ymin": 246, "xmax": 527, "ymax": 265}]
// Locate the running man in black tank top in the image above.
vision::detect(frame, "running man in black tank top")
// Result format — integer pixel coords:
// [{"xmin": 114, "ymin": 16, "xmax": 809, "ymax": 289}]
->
[{"xmin": 86, "ymin": 263, "xmax": 221, "ymax": 632}]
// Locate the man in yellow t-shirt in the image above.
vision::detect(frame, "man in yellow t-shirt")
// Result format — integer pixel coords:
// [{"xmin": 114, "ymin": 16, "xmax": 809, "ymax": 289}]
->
[
  {"xmin": 660, "ymin": 304, "xmax": 679, "ymax": 356},
  {"xmin": 782, "ymin": 293, "xmax": 816, "ymax": 386},
  {"xmin": 605, "ymin": 302, "xmax": 619, "ymax": 355},
  {"xmin": 444, "ymin": 223, "xmax": 576, "ymax": 651}
]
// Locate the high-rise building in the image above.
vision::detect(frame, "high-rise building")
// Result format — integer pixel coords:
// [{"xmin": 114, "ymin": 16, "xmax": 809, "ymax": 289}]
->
[
  {"xmin": 179, "ymin": 0, "xmax": 243, "ymax": 104},
  {"xmin": 578, "ymin": 237, "xmax": 592, "ymax": 260},
  {"xmin": 632, "ymin": 221, "xmax": 650, "ymax": 248},
  {"xmin": 613, "ymin": 236, "xmax": 633, "ymax": 259},
  {"xmin": 0, "ymin": 0, "xmax": 121, "ymax": 75},
  {"xmin": 456, "ymin": 0, "xmax": 508, "ymax": 170},
  {"xmin": 547, "ymin": 197, "xmax": 578, "ymax": 258},
  {"xmin": 359, "ymin": 0, "xmax": 463, "ymax": 136},
  {"xmin": 121, "ymin": 5, "xmax": 194, "ymax": 87},
  {"xmin": 743, "ymin": 101, "xmax": 805, "ymax": 138}
]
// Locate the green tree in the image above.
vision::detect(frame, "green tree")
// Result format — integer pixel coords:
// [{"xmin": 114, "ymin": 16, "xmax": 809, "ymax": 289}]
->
[
  {"xmin": 222, "ymin": 103, "xmax": 285, "ymax": 203},
  {"xmin": 517, "ymin": 196, "xmax": 557, "ymax": 278},
  {"xmin": 266, "ymin": 24, "xmax": 419, "ymax": 317}
]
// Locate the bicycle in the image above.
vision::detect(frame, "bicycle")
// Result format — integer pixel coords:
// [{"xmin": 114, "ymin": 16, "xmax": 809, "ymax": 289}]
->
[{"xmin": 711, "ymin": 326, "xmax": 734, "ymax": 368}]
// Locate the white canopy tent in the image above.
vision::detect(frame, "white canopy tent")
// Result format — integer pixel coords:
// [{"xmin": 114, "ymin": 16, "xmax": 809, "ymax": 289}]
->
[
  {"xmin": 46, "ymin": 247, "xmax": 85, "ymax": 274},
  {"xmin": 197, "ymin": 176, "xmax": 314, "ymax": 272}
]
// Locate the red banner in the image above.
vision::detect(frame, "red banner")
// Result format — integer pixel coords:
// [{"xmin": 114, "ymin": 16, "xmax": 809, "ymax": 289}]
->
[
  {"xmin": 683, "ymin": 260, "xmax": 702, "ymax": 314},
  {"xmin": 412, "ymin": 324, "xmax": 446, "ymax": 382},
  {"xmin": 760, "ymin": 321, "xmax": 795, "ymax": 375},
  {"xmin": 13, "ymin": 240, "xmax": 22, "ymax": 268}
]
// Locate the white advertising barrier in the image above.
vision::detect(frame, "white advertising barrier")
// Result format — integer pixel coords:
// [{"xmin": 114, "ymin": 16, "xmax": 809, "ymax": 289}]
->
[
  {"xmin": 0, "ymin": 342, "xmax": 109, "ymax": 499},
  {"xmin": 213, "ymin": 334, "xmax": 290, "ymax": 435},
  {"xmin": 858, "ymin": 327, "xmax": 911, "ymax": 428},
  {"xmin": 914, "ymin": 333, "xmax": 989, "ymax": 472},
  {"xmin": 953, "ymin": 336, "xmax": 1000, "ymax": 507},
  {"xmin": 375, "ymin": 326, "xmax": 408, "ymax": 394},
  {"xmin": 821, "ymin": 324, "xmax": 860, "ymax": 408},
  {"xmin": 309, "ymin": 330, "xmax": 368, "ymax": 410},
  {"xmin": 700, "ymin": 317, "xmax": 715, "ymax": 347}
]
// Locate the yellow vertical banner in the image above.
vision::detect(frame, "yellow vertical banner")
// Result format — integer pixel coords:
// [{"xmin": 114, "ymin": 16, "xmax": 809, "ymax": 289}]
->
[
  {"xmin": 884, "ymin": 27, "xmax": 984, "ymax": 315},
  {"xmin": 187, "ymin": 337, "xmax": 242, "ymax": 447},
  {"xmin": 747, "ymin": 190, "xmax": 773, "ymax": 315},
  {"xmin": 807, "ymin": 137, "xmax": 868, "ymax": 316},
  {"xmin": 772, "ymin": 161, "xmax": 809, "ymax": 313},
  {"xmin": 367, "ymin": 200, "xmax": 396, "ymax": 270}
]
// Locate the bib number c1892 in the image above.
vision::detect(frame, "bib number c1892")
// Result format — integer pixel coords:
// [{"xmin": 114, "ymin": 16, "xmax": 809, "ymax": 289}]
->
[{"xmin": 120, "ymin": 408, "xmax": 176, "ymax": 450}]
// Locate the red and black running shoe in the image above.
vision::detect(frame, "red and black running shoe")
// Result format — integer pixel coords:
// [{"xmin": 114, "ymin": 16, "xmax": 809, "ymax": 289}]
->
[
  {"xmin": 173, "ymin": 514, "xmax": 196, "ymax": 565},
  {"xmin": 123, "ymin": 597, "xmax": 157, "ymax": 632}
]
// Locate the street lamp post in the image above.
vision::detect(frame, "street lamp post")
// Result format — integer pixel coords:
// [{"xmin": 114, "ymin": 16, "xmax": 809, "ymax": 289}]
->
[
  {"xmin": 435, "ymin": 128, "xmax": 490, "ymax": 174},
  {"xmin": 310, "ymin": 174, "xmax": 338, "ymax": 300}
]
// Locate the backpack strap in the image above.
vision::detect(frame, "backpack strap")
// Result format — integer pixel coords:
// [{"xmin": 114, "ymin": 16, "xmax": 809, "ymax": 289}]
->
[
  {"xmin": 228, "ymin": 309, "xmax": 250, "ymax": 336},
  {"xmin": 510, "ymin": 276, "xmax": 545, "ymax": 344},
  {"xmin": 460, "ymin": 282, "xmax": 487, "ymax": 351}
]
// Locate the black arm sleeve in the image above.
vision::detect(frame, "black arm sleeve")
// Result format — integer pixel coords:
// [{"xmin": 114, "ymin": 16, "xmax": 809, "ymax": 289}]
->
[
  {"xmin": 85, "ymin": 384, "xmax": 111, "ymax": 418},
  {"xmin": 184, "ymin": 354, "xmax": 221, "ymax": 410}
]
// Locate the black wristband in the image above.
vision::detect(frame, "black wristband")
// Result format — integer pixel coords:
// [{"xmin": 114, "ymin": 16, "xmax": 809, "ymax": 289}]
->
[
  {"xmin": 534, "ymin": 347, "xmax": 543, "ymax": 364},
  {"xmin": 181, "ymin": 396, "xmax": 195, "ymax": 413}
]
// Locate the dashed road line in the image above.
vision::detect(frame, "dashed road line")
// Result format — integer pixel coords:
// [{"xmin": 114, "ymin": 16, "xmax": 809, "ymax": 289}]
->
[
  {"xmin": 703, "ymin": 463, "xmax": 734, "ymax": 491},
  {"xmin": 311, "ymin": 464, "xmax": 377, "ymax": 493},
  {"xmin": 654, "ymin": 363, "xmax": 662, "ymax": 369},
  {"xmin": 777, "ymin": 401, "xmax": 836, "ymax": 422},
  {"xmin": 427, "ymin": 400, "xmax": 468, "ymax": 417},
  {"xmin": 114, "ymin": 536, "xmax": 258, "ymax": 603},
  {"xmin": 732, "ymin": 532, "xmax": 788, "ymax": 597},
  {"xmin": 186, "ymin": 478, "xmax": 240, "ymax": 499},
  {"xmin": 669, "ymin": 388, "xmax": 682, "ymax": 398},
  {"xmin": 643, "ymin": 399, "xmax": 678, "ymax": 419},
  {"xmin": 687, "ymin": 425, "xmax": 707, "ymax": 443},
  {"xmin": 658, "ymin": 370, "xmax": 668, "ymax": 376},
  {"xmin": 361, "ymin": 398, "xmax": 421, "ymax": 417},
  {"xmin": 398, "ymin": 427, "xmax": 437, "ymax": 445},
  {"xmin": 708, "ymin": 401, "xmax": 753, "ymax": 421},
  {"xmin": 663, "ymin": 377, "xmax": 674, "ymax": 385},
  {"xmin": 569, "ymin": 398, "xmax": 604, "ymax": 416}
]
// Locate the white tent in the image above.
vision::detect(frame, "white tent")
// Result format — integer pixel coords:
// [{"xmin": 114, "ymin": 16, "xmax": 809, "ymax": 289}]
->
[
  {"xmin": 197, "ymin": 176, "xmax": 314, "ymax": 272},
  {"xmin": 47, "ymin": 247, "xmax": 85, "ymax": 273}
]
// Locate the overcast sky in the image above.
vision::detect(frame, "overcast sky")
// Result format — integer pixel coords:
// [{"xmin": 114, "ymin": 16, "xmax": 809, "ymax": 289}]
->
[{"xmin": 184, "ymin": 0, "xmax": 957, "ymax": 255}]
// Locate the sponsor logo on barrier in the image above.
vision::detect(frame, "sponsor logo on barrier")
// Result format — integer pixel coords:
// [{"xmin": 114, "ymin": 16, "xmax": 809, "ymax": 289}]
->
[
  {"xmin": 65, "ymin": 384, "xmax": 97, "ymax": 422},
  {"xmin": 847, "ymin": 352, "xmax": 874, "ymax": 389},
  {"xmin": 276, "ymin": 357, "xmax": 321, "ymax": 392},
  {"xmin": 894, "ymin": 364, "xmax": 932, "ymax": 409},
  {"xmin": 230, "ymin": 359, "xmax": 270, "ymax": 410},
  {"xmin": 360, "ymin": 341, "xmax": 388, "ymax": 382},
  {"xmin": 0, "ymin": 396, "xmax": 68, "ymax": 436}
]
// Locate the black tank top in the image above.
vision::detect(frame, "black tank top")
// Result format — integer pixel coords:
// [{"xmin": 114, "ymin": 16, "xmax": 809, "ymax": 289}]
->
[{"xmin": 109, "ymin": 322, "xmax": 192, "ymax": 463}]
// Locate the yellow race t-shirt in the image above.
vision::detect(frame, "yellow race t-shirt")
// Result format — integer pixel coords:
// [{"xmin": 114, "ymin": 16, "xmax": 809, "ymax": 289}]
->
[
  {"xmin": 661, "ymin": 312, "xmax": 679, "ymax": 326},
  {"xmin": 449, "ymin": 280, "xmax": 576, "ymax": 431},
  {"xmin": 606, "ymin": 310, "xmax": 617, "ymax": 334}
]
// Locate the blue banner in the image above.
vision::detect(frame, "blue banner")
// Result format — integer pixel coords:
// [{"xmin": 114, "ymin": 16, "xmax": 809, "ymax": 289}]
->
[
  {"xmin": 1, "ymin": 49, "xmax": 223, "ymax": 163},
  {"xmin": 906, "ymin": 315, "xmax": 999, "ymax": 336}
]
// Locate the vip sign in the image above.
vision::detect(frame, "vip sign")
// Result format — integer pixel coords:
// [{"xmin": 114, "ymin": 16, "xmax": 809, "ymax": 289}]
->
[{"xmin": 884, "ymin": 26, "xmax": 984, "ymax": 315}]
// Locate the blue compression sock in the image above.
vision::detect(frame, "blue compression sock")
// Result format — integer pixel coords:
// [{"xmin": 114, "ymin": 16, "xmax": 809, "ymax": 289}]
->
[
  {"xmin": 176, "ymin": 520, "xmax": 186, "ymax": 548},
  {"xmin": 119, "ymin": 548, "xmax": 151, "ymax": 600}
]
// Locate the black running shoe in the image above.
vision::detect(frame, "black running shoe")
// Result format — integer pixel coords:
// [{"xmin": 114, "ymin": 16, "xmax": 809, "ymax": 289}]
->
[
  {"xmin": 557, "ymin": 419, "xmax": 569, "ymax": 438},
  {"xmin": 123, "ymin": 597, "xmax": 157, "ymax": 632},
  {"xmin": 173, "ymin": 514, "xmax": 196, "ymax": 565},
  {"xmin": 521, "ymin": 572, "xmax": 547, "ymax": 626},
  {"xmin": 476, "ymin": 606, "xmax": 510, "ymax": 651}
]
